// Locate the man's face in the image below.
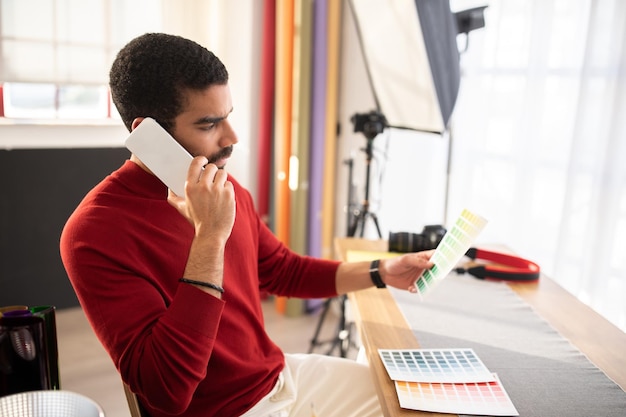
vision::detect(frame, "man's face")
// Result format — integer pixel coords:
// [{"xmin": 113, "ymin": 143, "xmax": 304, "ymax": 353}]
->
[{"xmin": 171, "ymin": 84, "xmax": 238, "ymax": 169}]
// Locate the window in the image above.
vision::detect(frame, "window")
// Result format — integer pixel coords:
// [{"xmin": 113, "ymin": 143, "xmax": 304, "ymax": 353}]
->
[{"xmin": 0, "ymin": 0, "xmax": 163, "ymax": 120}]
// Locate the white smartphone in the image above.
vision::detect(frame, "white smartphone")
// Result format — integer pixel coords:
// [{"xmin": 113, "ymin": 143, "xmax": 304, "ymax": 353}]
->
[{"xmin": 124, "ymin": 117, "xmax": 193, "ymax": 196}]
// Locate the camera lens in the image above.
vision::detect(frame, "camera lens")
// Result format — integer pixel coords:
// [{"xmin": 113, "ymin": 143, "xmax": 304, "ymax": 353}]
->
[{"xmin": 388, "ymin": 225, "xmax": 446, "ymax": 253}]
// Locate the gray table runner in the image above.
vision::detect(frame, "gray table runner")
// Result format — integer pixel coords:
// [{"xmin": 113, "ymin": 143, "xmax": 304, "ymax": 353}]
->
[{"xmin": 389, "ymin": 274, "xmax": 626, "ymax": 417}]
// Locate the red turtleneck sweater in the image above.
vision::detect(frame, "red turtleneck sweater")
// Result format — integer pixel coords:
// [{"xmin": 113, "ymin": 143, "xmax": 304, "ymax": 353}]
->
[{"xmin": 60, "ymin": 160, "xmax": 339, "ymax": 417}]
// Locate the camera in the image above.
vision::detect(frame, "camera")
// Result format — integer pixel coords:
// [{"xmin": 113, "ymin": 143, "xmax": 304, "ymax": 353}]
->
[
  {"xmin": 351, "ymin": 111, "xmax": 388, "ymax": 139},
  {"xmin": 388, "ymin": 225, "xmax": 447, "ymax": 253}
]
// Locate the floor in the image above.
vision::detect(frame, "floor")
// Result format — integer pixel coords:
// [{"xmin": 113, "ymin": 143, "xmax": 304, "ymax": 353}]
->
[{"xmin": 54, "ymin": 297, "xmax": 359, "ymax": 417}]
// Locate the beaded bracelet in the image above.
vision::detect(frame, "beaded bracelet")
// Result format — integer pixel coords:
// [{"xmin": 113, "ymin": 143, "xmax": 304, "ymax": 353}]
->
[{"xmin": 179, "ymin": 278, "xmax": 225, "ymax": 293}]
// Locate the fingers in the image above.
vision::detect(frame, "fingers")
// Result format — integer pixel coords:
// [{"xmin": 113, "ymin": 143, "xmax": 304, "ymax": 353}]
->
[
  {"xmin": 192, "ymin": 160, "xmax": 230, "ymax": 189},
  {"xmin": 398, "ymin": 252, "xmax": 434, "ymax": 270},
  {"xmin": 182, "ymin": 158, "xmax": 232, "ymax": 197},
  {"xmin": 187, "ymin": 156, "xmax": 209, "ymax": 185},
  {"xmin": 185, "ymin": 156, "xmax": 228, "ymax": 180},
  {"xmin": 411, "ymin": 249, "xmax": 435, "ymax": 262}
]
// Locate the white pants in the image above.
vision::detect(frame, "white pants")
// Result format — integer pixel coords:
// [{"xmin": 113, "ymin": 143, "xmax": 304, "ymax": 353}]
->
[{"xmin": 239, "ymin": 353, "xmax": 382, "ymax": 417}]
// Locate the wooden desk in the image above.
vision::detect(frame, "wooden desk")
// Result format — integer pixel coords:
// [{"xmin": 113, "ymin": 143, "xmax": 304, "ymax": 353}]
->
[{"xmin": 335, "ymin": 237, "xmax": 626, "ymax": 417}]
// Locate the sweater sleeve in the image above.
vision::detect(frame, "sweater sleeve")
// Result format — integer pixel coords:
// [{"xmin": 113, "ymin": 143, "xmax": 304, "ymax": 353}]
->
[{"xmin": 254, "ymin": 215, "xmax": 341, "ymax": 298}]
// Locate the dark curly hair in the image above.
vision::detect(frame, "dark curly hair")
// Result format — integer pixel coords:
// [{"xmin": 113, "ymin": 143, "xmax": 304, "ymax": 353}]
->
[{"xmin": 109, "ymin": 33, "xmax": 229, "ymax": 132}]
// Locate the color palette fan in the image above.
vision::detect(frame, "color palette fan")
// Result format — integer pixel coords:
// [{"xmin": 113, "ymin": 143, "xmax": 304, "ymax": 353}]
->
[
  {"xmin": 415, "ymin": 208, "xmax": 487, "ymax": 298},
  {"xmin": 379, "ymin": 348, "xmax": 518, "ymax": 416}
]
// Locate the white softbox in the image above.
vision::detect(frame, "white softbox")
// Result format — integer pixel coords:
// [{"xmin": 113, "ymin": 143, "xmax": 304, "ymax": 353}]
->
[{"xmin": 349, "ymin": 0, "xmax": 462, "ymax": 134}]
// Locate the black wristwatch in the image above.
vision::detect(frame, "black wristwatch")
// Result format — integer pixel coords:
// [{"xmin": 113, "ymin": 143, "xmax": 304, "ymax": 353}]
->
[{"xmin": 369, "ymin": 259, "xmax": 386, "ymax": 288}]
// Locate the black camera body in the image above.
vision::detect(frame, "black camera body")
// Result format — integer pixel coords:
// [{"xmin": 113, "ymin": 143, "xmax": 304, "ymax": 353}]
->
[
  {"xmin": 388, "ymin": 225, "xmax": 447, "ymax": 253},
  {"xmin": 351, "ymin": 111, "xmax": 388, "ymax": 139}
]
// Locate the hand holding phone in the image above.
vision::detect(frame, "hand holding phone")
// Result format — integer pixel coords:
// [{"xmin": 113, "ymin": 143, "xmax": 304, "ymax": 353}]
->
[{"xmin": 124, "ymin": 118, "xmax": 193, "ymax": 196}]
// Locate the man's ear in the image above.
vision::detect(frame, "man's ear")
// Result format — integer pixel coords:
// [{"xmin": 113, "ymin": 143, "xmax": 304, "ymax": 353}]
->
[{"xmin": 130, "ymin": 117, "xmax": 146, "ymax": 131}]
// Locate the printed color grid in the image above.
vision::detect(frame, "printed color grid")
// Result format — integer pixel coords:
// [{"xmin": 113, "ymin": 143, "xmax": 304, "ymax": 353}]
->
[
  {"xmin": 415, "ymin": 208, "xmax": 487, "ymax": 298},
  {"xmin": 378, "ymin": 348, "xmax": 495, "ymax": 383},
  {"xmin": 395, "ymin": 375, "xmax": 519, "ymax": 416}
]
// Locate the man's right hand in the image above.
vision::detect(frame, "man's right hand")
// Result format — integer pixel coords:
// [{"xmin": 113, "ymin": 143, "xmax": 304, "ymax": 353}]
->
[{"xmin": 168, "ymin": 156, "xmax": 236, "ymax": 245}]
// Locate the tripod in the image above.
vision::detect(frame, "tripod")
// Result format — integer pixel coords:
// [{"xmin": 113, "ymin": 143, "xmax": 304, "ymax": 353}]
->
[
  {"xmin": 308, "ymin": 112, "xmax": 386, "ymax": 358},
  {"xmin": 307, "ymin": 294, "xmax": 358, "ymax": 357},
  {"xmin": 347, "ymin": 132, "xmax": 382, "ymax": 239}
]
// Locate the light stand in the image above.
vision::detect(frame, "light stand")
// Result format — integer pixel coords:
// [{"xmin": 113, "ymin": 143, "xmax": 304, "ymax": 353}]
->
[
  {"xmin": 308, "ymin": 111, "xmax": 387, "ymax": 358},
  {"xmin": 307, "ymin": 295, "xmax": 357, "ymax": 357},
  {"xmin": 347, "ymin": 111, "xmax": 387, "ymax": 239},
  {"xmin": 347, "ymin": 135, "xmax": 381, "ymax": 238},
  {"xmin": 344, "ymin": 157, "xmax": 356, "ymax": 236}
]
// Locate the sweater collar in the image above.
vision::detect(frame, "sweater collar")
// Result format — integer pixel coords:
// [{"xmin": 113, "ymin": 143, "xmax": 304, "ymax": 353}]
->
[{"xmin": 116, "ymin": 160, "xmax": 169, "ymax": 199}]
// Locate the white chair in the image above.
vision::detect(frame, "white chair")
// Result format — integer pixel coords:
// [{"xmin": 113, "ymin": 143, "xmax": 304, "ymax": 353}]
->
[{"xmin": 0, "ymin": 390, "xmax": 104, "ymax": 417}]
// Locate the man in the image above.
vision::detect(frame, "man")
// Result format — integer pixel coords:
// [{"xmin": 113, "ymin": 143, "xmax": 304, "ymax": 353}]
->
[{"xmin": 60, "ymin": 33, "xmax": 433, "ymax": 417}]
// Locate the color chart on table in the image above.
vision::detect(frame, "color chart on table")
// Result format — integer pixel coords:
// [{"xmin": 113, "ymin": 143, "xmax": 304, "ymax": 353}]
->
[
  {"xmin": 378, "ymin": 348, "xmax": 494, "ymax": 383},
  {"xmin": 395, "ymin": 375, "xmax": 518, "ymax": 416},
  {"xmin": 379, "ymin": 348, "xmax": 518, "ymax": 416},
  {"xmin": 415, "ymin": 208, "xmax": 487, "ymax": 298}
]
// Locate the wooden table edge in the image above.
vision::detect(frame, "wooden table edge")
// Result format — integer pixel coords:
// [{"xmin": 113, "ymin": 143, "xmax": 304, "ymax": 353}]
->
[{"xmin": 337, "ymin": 238, "xmax": 456, "ymax": 417}]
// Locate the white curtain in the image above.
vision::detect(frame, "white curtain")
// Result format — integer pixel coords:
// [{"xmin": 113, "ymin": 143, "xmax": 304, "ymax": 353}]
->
[{"xmin": 448, "ymin": 0, "xmax": 626, "ymax": 331}]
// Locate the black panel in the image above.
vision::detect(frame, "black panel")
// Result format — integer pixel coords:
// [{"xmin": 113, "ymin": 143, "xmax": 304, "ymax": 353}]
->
[
  {"xmin": 0, "ymin": 148, "xmax": 130, "ymax": 310},
  {"xmin": 415, "ymin": 0, "xmax": 461, "ymax": 128}
]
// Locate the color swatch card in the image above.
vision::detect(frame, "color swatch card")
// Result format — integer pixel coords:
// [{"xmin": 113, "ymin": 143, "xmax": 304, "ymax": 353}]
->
[
  {"xmin": 379, "ymin": 348, "xmax": 518, "ymax": 416},
  {"xmin": 395, "ymin": 374, "xmax": 519, "ymax": 416},
  {"xmin": 378, "ymin": 348, "xmax": 495, "ymax": 383},
  {"xmin": 415, "ymin": 208, "xmax": 487, "ymax": 298}
]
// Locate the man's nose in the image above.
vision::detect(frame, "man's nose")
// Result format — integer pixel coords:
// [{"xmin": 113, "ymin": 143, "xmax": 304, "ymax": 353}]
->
[{"xmin": 220, "ymin": 120, "xmax": 238, "ymax": 147}]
